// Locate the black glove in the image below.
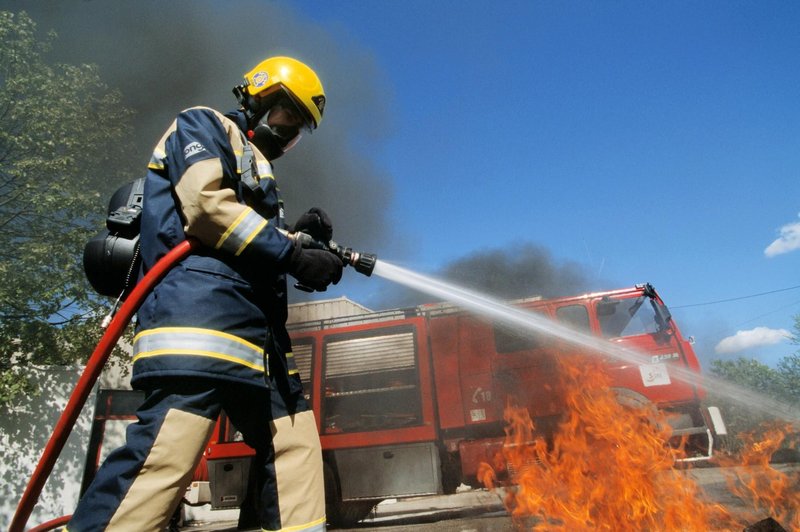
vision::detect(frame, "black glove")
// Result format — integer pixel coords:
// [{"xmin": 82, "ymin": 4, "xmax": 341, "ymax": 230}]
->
[
  {"xmin": 287, "ymin": 245, "xmax": 343, "ymax": 291},
  {"xmin": 292, "ymin": 207, "xmax": 333, "ymax": 243}
]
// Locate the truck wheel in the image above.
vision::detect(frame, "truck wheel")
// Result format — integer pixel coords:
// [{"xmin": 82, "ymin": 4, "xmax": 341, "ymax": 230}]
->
[
  {"xmin": 611, "ymin": 387, "xmax": 652, "ymax": 409},
  {"xmin": 323, "ymin": 462, "xmax": 377, "ymax": 528},
  {"xmin": 328, "ymin": 500, "xmax": 377, "ymax": 528},
  {"xmin": 611, "ymin": 387, "xmax": 660, "ymax": 427}
]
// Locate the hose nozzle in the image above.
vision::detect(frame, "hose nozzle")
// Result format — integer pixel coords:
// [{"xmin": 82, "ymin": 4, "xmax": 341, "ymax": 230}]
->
[
  {"xmin": 287, "ymin": 231, "xmax": 377, "ymax": 277},
  {"xmin": 327, "ymin": 241, "xmax": 376, "ymax": 277}
]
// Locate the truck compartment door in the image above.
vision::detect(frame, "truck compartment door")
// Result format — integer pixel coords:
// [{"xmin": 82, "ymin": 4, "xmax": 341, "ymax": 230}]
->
[{"xmin": 335, "ymin": 442, "xmax": 441, "ymax": 500}]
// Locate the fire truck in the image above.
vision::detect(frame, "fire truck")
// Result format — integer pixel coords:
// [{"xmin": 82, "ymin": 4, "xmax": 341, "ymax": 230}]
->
[{"xmin": 83, "ymin": 283, "xmax": 726, "ymax": 527}]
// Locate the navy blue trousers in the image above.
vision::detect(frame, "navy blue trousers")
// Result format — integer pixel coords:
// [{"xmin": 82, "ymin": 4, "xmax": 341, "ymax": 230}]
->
[{"xmin": 68, "ymin": 377, "xmax": 325, "ymax": 531}]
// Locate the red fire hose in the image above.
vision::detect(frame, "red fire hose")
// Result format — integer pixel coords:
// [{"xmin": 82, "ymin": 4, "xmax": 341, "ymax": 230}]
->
[{"xmin": 10, "ymin": 239, "xmax": 198, "ymax": 532}]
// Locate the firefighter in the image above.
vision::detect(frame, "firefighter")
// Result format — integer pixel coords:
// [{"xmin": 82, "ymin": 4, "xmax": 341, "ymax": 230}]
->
[{"xmin": 68, "ymin": 56, "xmax": 339, "ymax": 532}]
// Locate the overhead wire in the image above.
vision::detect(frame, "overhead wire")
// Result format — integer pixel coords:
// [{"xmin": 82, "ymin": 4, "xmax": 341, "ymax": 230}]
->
[
  {"xmin": 733, "ymin": 298, "xmax": 800, "ymax": 328},
  {"xmin": 671, "ymin": 284, "xmax": 800, "ymax": 309}
]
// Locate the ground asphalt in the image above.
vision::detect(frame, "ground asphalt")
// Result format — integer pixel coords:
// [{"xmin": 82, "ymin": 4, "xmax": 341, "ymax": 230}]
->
[{"xmin": 181, "ymin": 463, "xmax": 799, "ymax": 531}]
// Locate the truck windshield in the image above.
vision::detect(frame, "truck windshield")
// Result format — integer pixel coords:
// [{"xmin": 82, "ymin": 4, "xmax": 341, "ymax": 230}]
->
[{"xmin": 597, "ymin": 296, "xmax": 667, "ymax": 339}]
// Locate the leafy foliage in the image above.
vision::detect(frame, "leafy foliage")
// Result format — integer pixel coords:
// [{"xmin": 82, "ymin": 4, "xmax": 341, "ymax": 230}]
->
[
  {"xmin": 0, "ymin": 11, "xmax": 136, "ymax": 406},
  {"xmin": 775, "ymin": 353, "xmax": 800, "ymax": 404},
  {"xmin": 708, "ymin": 353, "xmax": 800, "ymax": 456}
]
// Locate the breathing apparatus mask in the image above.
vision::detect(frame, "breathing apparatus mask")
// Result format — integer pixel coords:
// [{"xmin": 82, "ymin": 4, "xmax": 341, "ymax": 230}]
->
[{"xmin": 238, "ymin": 87, "xmax": 314, "ymax": 160}]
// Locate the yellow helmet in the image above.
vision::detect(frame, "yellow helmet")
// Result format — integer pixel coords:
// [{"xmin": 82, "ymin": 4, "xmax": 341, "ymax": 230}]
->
[{"xmin": 241, "ymin": 56, "xmax": 325, "ymax": 129}]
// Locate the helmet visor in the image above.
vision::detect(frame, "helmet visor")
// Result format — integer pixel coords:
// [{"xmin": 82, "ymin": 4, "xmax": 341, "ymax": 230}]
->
[{"xmin": 258, "ymin": 93, "xmax": 313, "ymax": 152}]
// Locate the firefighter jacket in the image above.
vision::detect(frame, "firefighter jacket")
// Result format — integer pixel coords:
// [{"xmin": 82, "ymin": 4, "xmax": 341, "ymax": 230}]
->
[{"xmin": 131, "ymin": 107, "xmax": 299, "ymax": 390}]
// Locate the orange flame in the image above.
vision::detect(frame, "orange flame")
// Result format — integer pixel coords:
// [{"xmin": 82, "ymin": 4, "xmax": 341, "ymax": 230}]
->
[
  {"xmin": 712, "ymin": 423, "xmax": 799, "ymax": 529},
  {"xmin": 478, "ymin": 354, "xmax": 798, "ymax": 531}
]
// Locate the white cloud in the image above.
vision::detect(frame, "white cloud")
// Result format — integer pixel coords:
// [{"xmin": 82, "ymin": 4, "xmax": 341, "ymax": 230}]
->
[
  {"xmin": 764, "ymin": 214, "xmax": 800, "ymax": 257},
  {"xmin": 714, "ymin": 327, "xmax": 791, "ymax": 354}
]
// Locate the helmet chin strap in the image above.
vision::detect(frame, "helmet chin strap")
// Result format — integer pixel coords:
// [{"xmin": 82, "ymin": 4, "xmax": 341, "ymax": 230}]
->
[{"xmin": 233, "ymin": 82, "xmax": 266, "ymax": 128}]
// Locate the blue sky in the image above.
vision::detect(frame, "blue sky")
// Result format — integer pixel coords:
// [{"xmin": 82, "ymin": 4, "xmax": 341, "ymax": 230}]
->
[
  {"xmin": 7, "ymin": 0, "xmax": 798, "ymax": 369},
  {"xmin": 289, "ymin": 1, "xmax": 800, "ymax": 368}
]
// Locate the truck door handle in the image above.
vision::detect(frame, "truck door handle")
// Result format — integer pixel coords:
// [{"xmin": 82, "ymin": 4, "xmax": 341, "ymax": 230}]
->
[{"xmin": 383, "ymin": 451, "xmax": 394, "ymax": 459}]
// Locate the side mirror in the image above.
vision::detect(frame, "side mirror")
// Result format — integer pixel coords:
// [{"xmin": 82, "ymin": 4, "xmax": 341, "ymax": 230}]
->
[{"xmin": 653, "ymin": 301, "xmax": 672, "ymax": 333}]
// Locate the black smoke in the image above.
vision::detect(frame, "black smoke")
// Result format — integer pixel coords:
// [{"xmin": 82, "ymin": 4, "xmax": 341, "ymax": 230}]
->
[
  {"xmin": 376, "ymin": 243, "xmax": 595, "ymax": 309},
  {"xmin": 3, "ymin": 2, "xmax": 601, "ymax": 309},
  {"xmin": 442, "ymin": 244, "xmax": 591, "ymax": 298},
  {"xmin": 0, "ymin": 0, "xmax": 396, "ymax": 256}
]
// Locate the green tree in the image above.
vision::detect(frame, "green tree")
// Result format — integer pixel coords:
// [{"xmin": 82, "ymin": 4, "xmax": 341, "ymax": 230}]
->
[
  {"xmin": 781, "ymin": 315, "xmax": 800, "ymax": 403},
  {"xmin": 0, "ymin": 11, "xmax": 135, "ymax": 405},
  {"xmin": 708, "ymin": 354, "xmax": 799, "ymax": 456},
  {"xmin": 775, "ymin": 354, "xmax": 800, "ymax": 402},
  {"xmin": 709, "ymin": 357, "xmax": 784, "ymax": 399}
]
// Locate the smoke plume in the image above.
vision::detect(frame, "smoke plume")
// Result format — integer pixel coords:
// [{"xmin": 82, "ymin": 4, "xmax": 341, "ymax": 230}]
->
[
  {"xmin": 377, "ymin": 243, "xmax": 594, "ymax": 309},
  {"xmin": 442, "ymin": 244, "xmax": 591, "ymax": 299},
  {"xmin": 1, "ymin": 0, "xmax": 395, "ymax": 254},
  {"xmin": 4, "ymin": 1, "xmax": 599, "ymax": 309}
]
